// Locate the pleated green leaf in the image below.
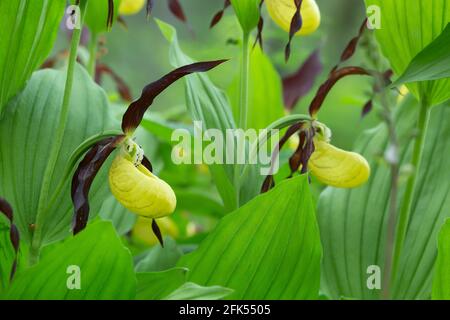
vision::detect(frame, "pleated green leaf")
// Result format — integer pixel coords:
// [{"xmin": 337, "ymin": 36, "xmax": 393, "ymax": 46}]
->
[
  {"xmin": 318, "ymin": 96, "xmax": 450, "ymax": 299},
  {"xmin": 0, "ymin": 0, "xmax": 64, "ymax": 113},
  {"xmin": 365, "ymin": 0, "xmax": 450, "ymax": 106},
  {"xmin": 3, "ymin": 221, "xmax": 136, "ymax": 299},
  {"xmin": 432, "ymin": 220, "xmax": 450, "ymax": 299},
  {"xmin": 0, "ymin": 65, "xmax": 118, "ymax": 246},
  {"xmin": 178, "ymin": 175, "xmax": 322, "ymax": 300},
  {"xmin": 99, "ymin": 195, "xmax": 136, "ymax": 236},
  {"xmin": 165, "ymin": 282, "xmax": 233, "ymax": 300},
  {"xmin": 136, "ymin": 267, "xmax": 187, "ymax": 300}
]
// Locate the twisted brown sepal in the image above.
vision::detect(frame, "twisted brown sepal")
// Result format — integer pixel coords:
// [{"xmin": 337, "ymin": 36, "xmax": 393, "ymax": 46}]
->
[
  {"xmin": 146, "ymin": 0, "xmax": 155, "ymax": 18},
  {"xmin": 285, "ymin": 0, "xmax": 303, "ymax": 62},
  {"xmin": 261, "ymin": 175, "xmax": 275, "ymax": 193},
  {"xmin": 309, "ymin": 66, "xmax": 371, "ymax": 117},
  {"xmin": 0, "ymin": 197, "xmax": 20, "ymax": 281},
  {"xmin": 283, "ymin": 49, "xmax": 322, "ymax": 110},
  {"xmin": 152, "ymin": 219, "xmax": 164, "ymax": 247},
  {"xmin": 361, "ymin": 100, "xmax": 373, "ymax": 118},
  {"xmin": 121, "ymin": 60, "xmax": 228, "ymax": 133},
  {"xmin": 361, "ymin": 69, "xmax": 393, "ymax": 118},
  {"xmin": 210, "ymin": 0, "xmax": 231, "ymax": 28},
  {"xmin": 142, "ymin": 155, "xmax": 153, "ymax": 172},
  {"xmin": 168, "ymin": 0, "xmax": 187, "ymax": 23},
  {"xmin": 107, "ymin": 0, "xmax": 114, "ymax": 29},
  {"xmin": 95, "ymin": 63, "xmax": 133, "ymax": 101},
  {"xmin": 253, "ymin": 0, "xmax": 265, "ymax": 49},
  {"xmin": 288, "ymin": 128, "xmax": 315, "ymax": 175},
  {"xmin": 72, "ymin": 135, "xmax": 125, "ymax": 235}
]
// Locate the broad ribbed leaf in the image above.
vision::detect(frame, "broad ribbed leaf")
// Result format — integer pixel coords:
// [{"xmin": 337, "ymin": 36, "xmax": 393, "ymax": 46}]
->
[
  {"xmin": 432, "ymin": 220, "xmax": 450, "ymax": 300},
  {"xmin": 365, "ymin": 0, "xmax": 450, "ymax": 106},
  {"xmin": 178, "ymin": 175, "xmax": 322, "ymax": 299},
  {"xmin": 135, "ymin": 237, "xmax": 183, "ymax": 272},
  {"xmin": 156, "ymin": 19, "xmax": 238, "ymax": 212},
  {"xmin": 3, "ymin": 221, "xmax": 136, "ymax": 299},
  {"xmin": 99, "ymin": 195, "xmax": 136, "ymax": 236},
  {"xmin": 318, "ymin": 96, "xmax": 450, "ymax": 299},
  {"xmin": 165, "ymin": 282, "xmax": 233, "ymax": 300},
  {"xmin": 136, "ymin": 267, "xmax": 187, "ymax": 300},
  {"xmin": 0, "ymin": 65, "xmax": 118, "ymax": 246},
  {"xmin": 0, "ymin": 0, "xmax": 64, "ymax": 112}
]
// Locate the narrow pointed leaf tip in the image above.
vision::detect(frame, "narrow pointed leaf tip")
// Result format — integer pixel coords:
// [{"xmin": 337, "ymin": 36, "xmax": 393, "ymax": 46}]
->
[
  {"xmin": 0, "ymin": 197, "xmax": 20, "ymax": 281},
  {"xmin": 72, "ymin": 135, "xmax": 125, "ymax": 235},
  {"xmin": 121, "ymin": 60, "xmax": 228, "ymax": 133}
]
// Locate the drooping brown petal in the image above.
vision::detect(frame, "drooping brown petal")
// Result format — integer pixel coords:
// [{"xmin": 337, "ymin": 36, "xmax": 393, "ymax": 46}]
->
[
  {"xmin": 107, "ymin": 0, "xmax": 115, "ymax": 29},
  {"xmin": 210, "ymin": 0, "xmax": 231, "ymax": 28},
  {"xmin": 261, "ymin": 175, "xmax": 275, "ymax": 193},
  {"xmin": 361, "ymin": 99, "xmax": 373, "ymax": 118},
  {"xmin": 253, "ymin": 0, "xmax": 265, "ymax": 49},
  {"xmin": 299, "ymin": 127, "xmax": 315, "ymax": 173},
  {"xmin": 152, "ymin": 219, "xmax": 164, "ymax": 247},
  {"xmin": 0, "ymin": 197, "xmax": 20, "ymax": 281},
  {"xmin": 95, "ymin": 63, "xmax": 133, "ymax": 102},
  {"xmin": 72, "ymin": 135, "xmax": 125, "ymax": 235},
  {"xmin": 121, "ymin": 60, "xmax": 228, "ymax": 133},
  {"xmin": 285, "ymin": 0, "xmax": 303, "ymax": 62},
  {"xmin": 308, "ymin": 66, "xmax": 371, "ymax": 117},
  {"xmin": 141, "ymin": 155, "xmax": 153, "ymax": 172},
  {"xmin": 283, "ymin": 49, "xmax": 322, "ymax": 110},
  {"xmin": 168, "ymin": 0, "xmax": 187, "ymax": 23},
  {"xmin": 147, "ymin": 0, "xmax": 155, "ymax": 18}
]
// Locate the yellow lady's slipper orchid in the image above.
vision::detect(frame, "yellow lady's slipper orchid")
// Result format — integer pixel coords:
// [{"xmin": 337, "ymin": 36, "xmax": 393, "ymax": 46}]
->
[
  {"xmin": 307, "ymin": 125, "xmax": 370, "ymax": 188},
  {"xmin": 266, "ymin": 0, "xmax": 321, "ymax": 36},
  {"xmin": 119, "ymin": 0, "xmax": 145, "ymax": 16},
  {"xmin": 109, "ymin": 140, "xmax": 177, "ymax": 218}
]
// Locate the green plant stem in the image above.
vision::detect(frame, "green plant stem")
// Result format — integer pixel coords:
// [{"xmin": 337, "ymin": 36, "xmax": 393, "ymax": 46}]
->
[
  {"xmin": 233, "ymin": 32, "xmax": 251, "ymax": 208},
  {"xmin": 29, "ymin": 1, "xmax": 87, "ymax": 265},
  {"xmin": 389, "ymin": 99, "xmax": 430, "ymax": 291},
  {"xmin": 87, "ymin": 32, "xmax": 98, "ymax": 77}
]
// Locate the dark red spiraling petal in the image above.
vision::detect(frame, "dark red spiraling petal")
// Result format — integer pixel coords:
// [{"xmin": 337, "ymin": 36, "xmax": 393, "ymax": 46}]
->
[
  {"xmin": 168, "ymin": 0, "xmax": 187, "ymax": 22},
  {"xmin": 210, "ymin": 0, "xmax": 231, "ymax": 28},
  {"xmin": 107, "ymin": 0, "xmax": 114, "ymax": 29},
  {"xmin": 308, "ymin": 66, "xmax": 371, "ymax": 117},
  {"xmin": 95, "ymin": 63, "xmax": 133, "ymax": 102},
  {"xmin": 147, "ymin": 0, "xmax": 155, "ymax": 18},
  {"xmin": 282, "ymin": 49, "xmax": 322, "ymax": 110},
  {"xmin": 72, "ymin": 135, "xmax": 125, "ymax": 235},
  {"xmin": 0, "ymin": 197, "xmax": 20, "ymax": 281},
  {"xmin": 285, "ymin": 0, "xmax": 303, "ymax": 62},
  {"xmin": 152, "ymin": 219, "xmax": 164, "ymax": 247},
  {"xmin": 253, "ymin": 0, "xmax": 265, "ymax": 49},
  {"xmin": 121, "ymin": 60, "xmax": 228, "ymax": 133}
]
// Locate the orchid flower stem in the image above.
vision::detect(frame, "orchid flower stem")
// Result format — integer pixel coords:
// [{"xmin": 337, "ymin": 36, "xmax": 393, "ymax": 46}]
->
[
  {"xmin": 389, "ymin": 99, "xmax": 430, "ymax": 295},
  {"xmin": 29, "ymin": 1, "xmax": 87, "ymax": 266},
  {"xmin": 87, "ymin": 32, "xmax": 98, "ymax": 77},
  {"xmin": 234, "ymin": 31, "xmax": 251, "ymax": 208}
]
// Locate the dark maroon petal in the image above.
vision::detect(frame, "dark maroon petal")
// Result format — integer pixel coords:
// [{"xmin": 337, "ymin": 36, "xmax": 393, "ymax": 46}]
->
[
  {"xmin": 152, "ymin": 219, "xmax": 164, "ymax": 247},
  {"xmin": 361, "ymin": 100, "xmax": 373, "ymax": 118},
  {"xmin": 309, "ymin": 66, "xmax": 371, "ymax": 117},
  {"xmin": 210, "ymin": 0, "xmax": 231, "ymax": 28},
  {"xmin": 0, "ymin": 197, "xmax": 20, "ymax": 281},
  {"xmin": 95, "ymin": 63, "xmax": 133, "ymax": 102},
  {"xmin": 168, "ymin": 0, "xmax": 187, "ymax": 22},
  {"xmin": 107, "ymin": 0, "xmax": 114, "ymax": 29},
  {"xmin": 72, "ymin": 135, "xmax": 125, "ymax": 235},
  {"xmin": 340, "ymin": 19, "xmax": 367, "ymax": 63},
  {"xmin": 261, "ymin": 175, "xmax": 275, "ymax": 193},
  {"xmin": 141, "ymin": 155, "xmax": 153, "ymax": 172},
  {"xmin": 121, "ymin": 60, "xmax": 228, "ymax": 133},
  {"xmin": 253, "ymin": 0, "xmax": 265, "ymax": 49},
  {"xmin": 282, "ymin": 49, "xmax": 322, "ymax": 110},
  {"xmin": 147, "ymin": 0, "xmax": 155, "ymax": 18},
  {"xmin": 285, "ymin": 0, "xmax": 303, "ymax": 62}
]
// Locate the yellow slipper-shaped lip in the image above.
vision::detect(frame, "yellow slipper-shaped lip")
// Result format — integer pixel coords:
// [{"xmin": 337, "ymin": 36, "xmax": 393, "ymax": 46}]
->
[
  {"xmin": 109, "ymin": 155, "xmax": 177, "ymax": 218},
  {"xmin": 266, "ymin": 0, "xmax": 321, "ymax": 36},
  {"xmin": 308, "ymin": 139, "xmax": 370, "ymax": 188},
  {"xmin": 119, "ymin": 0, "xmax": 145, "ymax": 16}
]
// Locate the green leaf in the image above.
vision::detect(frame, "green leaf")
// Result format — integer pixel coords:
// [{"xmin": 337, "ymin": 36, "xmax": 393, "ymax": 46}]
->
[
  {"xmin": 156, "ymin": 19, "xmax": 238, "ymax": 212},
  {"xmin": 3, "ymin": 221, "xmax": 136, "ymax": 299},
  {"xmin": 178, "ymin": 175, "xmax": 322, "ymax": 299},
  {"xmin": 432, "ymin": 220, "xmax": 450, "ymax": 300},
  {"xmin": 136, "ymin": 267, "xmax": 187, "ymax": 300},
  {"xmin": 318, "ymin": 96, "xmax": 450, "ymax": 299},
  {"xmin": 0, "ymin": 0, "xmax": 65, "ymax": 112},
  {"xmin": 228, "ymin": 45, "xmax": 285, "ymax": 130},
  {"xmin": 230, "ymin": 0, "xmax": 260, "ymax": 34},
  {"xmin": 393, "ymin": 24, "xmax": 450, "ymax": 91},
  {"xmin": 0, "ymin": 227, "xmax": 15, "ymax": 293},
  {"xmin": 135, "ymin": 237, "xmax": 183, "ymax": 272},
  {"xmin": 0, "ymin": 65, "xmax": 118, "ymax": 246},
  {"xmin": 164, "ymin": 282, "xmax": 233, "ymax": 300},
  {"xmin": 365, "ymin": 0, "xmax": 450, "ymax": 106},
  {"xmin": 84, "ymin": 0, "xmax": 120, "ymax": 34},
  {"xmin": 99, "ymin": 195, "xmax": 136, "ymax": 236}
]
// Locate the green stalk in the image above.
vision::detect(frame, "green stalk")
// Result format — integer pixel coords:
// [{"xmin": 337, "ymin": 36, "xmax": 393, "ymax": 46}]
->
[
  {"xmin": 87, "ymin": 32, "xmax": 98, "ymax": 77},
  {"xmin": 29, "ymin": 1, "xmax": 88, "ymax": 265},
  {"xmin": 233, "ymin": 32, "xmax": 251, "ymax": 208},
  {"xmin": 390, "ymin": 99, "xmax": 430, "ymax": 290}
]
